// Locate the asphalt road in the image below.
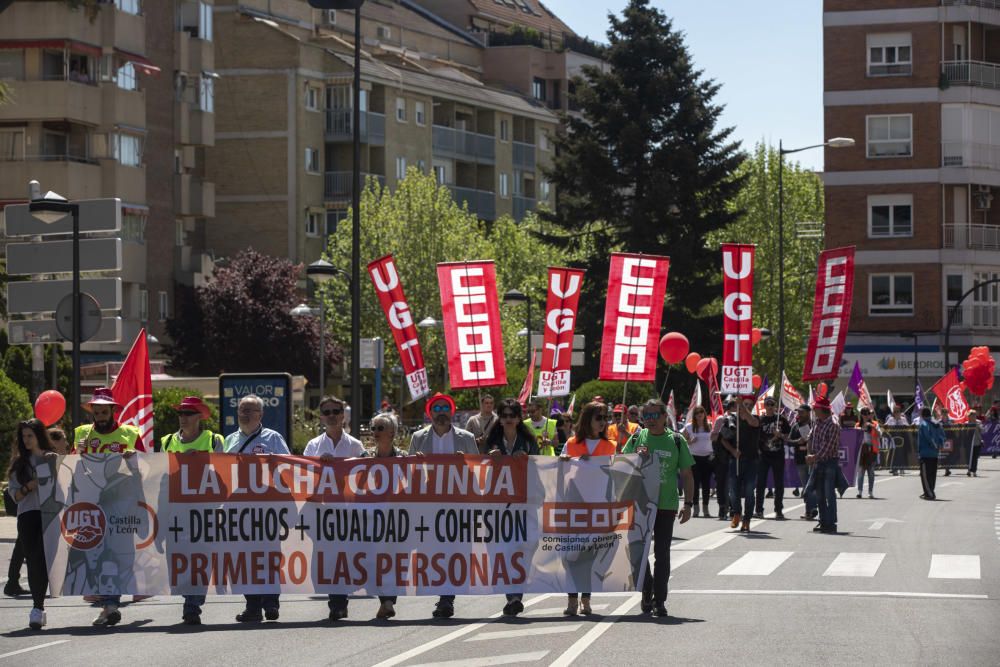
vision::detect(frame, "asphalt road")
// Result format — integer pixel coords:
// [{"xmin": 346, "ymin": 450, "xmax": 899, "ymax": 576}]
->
[{"xmin": 2, "ymin": 461, "xmax": 998, "ymax": 666}]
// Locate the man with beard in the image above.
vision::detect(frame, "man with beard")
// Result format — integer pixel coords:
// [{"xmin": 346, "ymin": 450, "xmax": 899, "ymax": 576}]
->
[{"xmin": 408, "ymin": 393, "xmax": 477, "ymax": 619}]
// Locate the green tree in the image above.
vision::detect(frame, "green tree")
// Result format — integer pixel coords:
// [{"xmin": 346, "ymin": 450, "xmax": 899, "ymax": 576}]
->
[
  {"xmin": 323, "ymin": 169, "xmax": 568, "ymax": 409},
  {"xmin": 0, "ymin": 368, "xmax": 33, "ymax": 477},
  {"xmin": 706, "ymin": 142, "xmax": 825, "ymax": 384},
  {"xmin": 541, "ymin": 0, "xmax": 745, "ymax": 387}
]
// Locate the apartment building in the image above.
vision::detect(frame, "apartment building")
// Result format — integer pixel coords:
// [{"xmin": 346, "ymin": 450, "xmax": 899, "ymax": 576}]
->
[
  {"xmin": 0, "ymin": 0, "xmax": 216, "ymax": 355},
  {"xmin": 206, "ymin": 0, "xmax": 559, "ymax": 268},
  {"xmin": 824, "ymin": 0, "xmax": 1000, "ymax": 397}
]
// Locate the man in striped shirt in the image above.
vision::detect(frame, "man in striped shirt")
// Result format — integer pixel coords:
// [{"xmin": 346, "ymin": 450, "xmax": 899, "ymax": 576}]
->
[{"xmin": 806, "ymin": 396, "xmax": 842, "ymax": 534}]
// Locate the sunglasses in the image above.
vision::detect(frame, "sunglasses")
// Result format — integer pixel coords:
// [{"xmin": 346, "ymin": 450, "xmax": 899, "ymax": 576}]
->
[
  {"xmin": 642, "ymin": 412, "xmax": 662, "ymax": 420},
  {"xmin": 177, "ymin": 411, "xmax": 199, "ymax": 417},
  {"xmin": 500, "ymin": 412, "xmax": 519, "ymax": 419},
  {"xmin": 49, "ymin": 433, "xmax": 64, "ymax": 441},
  {"xmin": 431, "ymin": 404, "xmax": 452, "ymax": 414},
  {"xmin": 371, "ymin": 425, "xmax": 388, "ymax": 432},
  {"xmin": 321, "ymin": 408, "xmax": 344, "ymax": 416}
]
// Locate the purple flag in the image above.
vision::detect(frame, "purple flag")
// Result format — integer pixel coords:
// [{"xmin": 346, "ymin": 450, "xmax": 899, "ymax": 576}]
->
[
  {"xmin": 848, "ymin": 361, "xmax": 864, "ymax": 396},
  {"xmin": 914, "ymin": 380, "xmax": 926, "ymax": 411},
  {"xmin": 756, "ymin": 374, "xmax": 770, "ymax": 400}
]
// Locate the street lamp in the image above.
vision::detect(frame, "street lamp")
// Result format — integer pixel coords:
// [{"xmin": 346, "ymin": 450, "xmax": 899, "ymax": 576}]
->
[
  {"xmin": 305, "ymin": 258, "xmax": 348, "ymax": 400},
  {"xmin": 778, "ymin": 137, "xmax": 855, "ymax": 377},
  {"xmin": 417, "ymin": 316, "xmax": 445, "ymax": 388},
  {"xmin": 503, "ymin": 289, "xmax": 531, "ymax": 367},
  {"xmin": 28, "ymin": 186, "xmax": 81, "ymax": 428}
]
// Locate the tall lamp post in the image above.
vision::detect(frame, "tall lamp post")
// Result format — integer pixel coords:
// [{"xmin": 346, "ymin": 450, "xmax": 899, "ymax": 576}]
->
[
  {"xmin": 778, "ymin": 137, "xmax": 855, "ymax": 377},
  {"xmin": 417, "ymin": 316, "xmax": 445, "ymax": 389},
  {"xmin": 503, "ymin": 289, "xmax": 531, "ymax": 367},
  {"xmin": 294, "ymin": 259, "xmax": 348, "ymax": 400}
]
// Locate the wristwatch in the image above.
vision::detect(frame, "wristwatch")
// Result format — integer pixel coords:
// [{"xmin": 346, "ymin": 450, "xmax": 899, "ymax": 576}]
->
[{"xmin": 683, "ymin": 501, "xmax": 694, "ymax": 508}]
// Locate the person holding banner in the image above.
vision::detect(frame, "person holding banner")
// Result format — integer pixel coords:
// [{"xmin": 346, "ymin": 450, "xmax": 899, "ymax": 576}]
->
[
  {"xmin": 7, "ymin": 419, "xmax": 57, "ymax": 630},
  {"xmin": 408, "ymin": 392, "xmax": 477, "ymax": 619},
  {"xmin": 525, "ymin": 398, "xmax": 558, "ymax": 456},
  {"xmin": 224, "ymin": 394, "xmax": 290, "ymax": 623},
  {"xmin": 755, "ymin": 397, "xmax": 790, "ymax": 520},
  {"xmin": 710, "ymin": 397, "xmax": 737, "ymax": 521},
  {"xmin": 364, "ymin": 413, "xmax": 406, "ymax": 620},
  {"xmin": 681, "ymin": 406, "xmax": 714, "ymax": 518},
  {"xmin": 806, "ymin": 396, "xmax": 841, "ymax": 533},
  {"xmin": 560, "ymin": 401, "xmax": 617, "ymax": 615},
  {"xmin": 608, "ymin": 404, "xmax": 639, "ymax": 452},
  {"xmin": 465, "ymin": 394, "xmax": 497, "ymax": 454},
  {"xmin": 721, "ymin": 397, "xmax": 760, "ymax": 533},
  {"xmin": 856, "ymin": 408, "xmax": 880, "ymax": 499},
  {"xmin": 917, "ymin": 407, "xmax": 945, "ymax": 500},
  {"xmin": 789, "ymin": 405, "xmax": 817, "ymax": 519},
  {"xmin": 623, "ymin": 399, "xmax": 694, "ymax": 618}
]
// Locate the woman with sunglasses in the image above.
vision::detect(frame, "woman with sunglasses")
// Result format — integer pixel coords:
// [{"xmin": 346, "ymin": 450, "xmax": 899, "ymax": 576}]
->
[
  {"xmin": 7, "ymin": 419, "xmax": 57, "ymax": 630},
  {"xmin": 364, "ymin": 413, "xmax": 405, "ymax": 619},
  {"xmin": 484, "ymin": 399, "xmax": 539, "ymax": 617},
  {"xmin": 559, "ymin": 401, "xmax": 616, "ymax": 615},
  {"xmin": 681, "ymin": 406, "xmax": 714, "ymax": 518}
]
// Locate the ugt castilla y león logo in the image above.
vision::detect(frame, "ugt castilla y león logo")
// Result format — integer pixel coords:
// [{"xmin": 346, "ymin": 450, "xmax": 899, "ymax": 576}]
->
[{"xmin": 60, "ymin": 502, "xmax": 107, "ymax": 550}]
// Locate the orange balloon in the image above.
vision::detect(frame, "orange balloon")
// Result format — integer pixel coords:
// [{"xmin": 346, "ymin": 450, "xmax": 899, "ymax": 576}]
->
[
  {"xmin": 751, "ymin": 328, "xmax": 762, "ymax": 345},
  {"xmin": 752, "ymin": 374, "xmax": 762, "ymax": 390},
  {"xmin": 817, "ymin": 382, "xmax": 828, "ymax": 398},
  {"xmin": 685, "ymin": 352, "xmax": 701, "ymax": 373}
]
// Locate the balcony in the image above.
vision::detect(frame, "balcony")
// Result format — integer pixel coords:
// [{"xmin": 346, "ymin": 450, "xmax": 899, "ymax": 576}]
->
[
  {"xmin": 449, "ymin": 186, "xmax": 496, "ymax": 221},
  {"xmin": 513, "ymin": 141, "xmax": 536, "ymax": 169},
  {"xmin": 942, "ymin": 141, "xmax": 1000, "ymax": 169},
  {"xmin": 325, "ymin": 109, "xmax": 385, "ymax": 145},
  {"xmin": 513, "ymin": 195, "xmax": 536, "ymax": 222},
  {"xmin": 942, "ymin": 60, "xmax": 1000, "ymax": 89},
  {"xmin": 432, "ymin": 126, "xmax": 495, "ymax": 164},
  {"xmin": 0, "ymin": 157, "xmax": 102, "ymax": 199},
  {"xmin": 942, "ymin": 0, "xmax": 1000, "ymax": 9},
  {"xmin": 102, "ymin": 5, "xmax": 146, "ymax": 56},
  {"xmin": 943, "ymin": 223, "xmax": 1000, "ymax": 249},
  {"xmin": 175, "ymin": 174, "xmax": 215, "ymax": 218},
  {"xmin": 103, "ymin": 85, "xmax": 145, "ymax": 130},
  {"xmin": 0, "ymin": 81, "xmax": 103, "ymax": 126},
  {"xmin": 324, "ymin": 171, "xmax": 385, "ymax": 199},
  {"xmin": 100, "ymin": 160, "xmax": 145, "ymax": 202},
  {"xmin": 947, "ymin": 303, "xmax": 1000, "ymax": 331}
]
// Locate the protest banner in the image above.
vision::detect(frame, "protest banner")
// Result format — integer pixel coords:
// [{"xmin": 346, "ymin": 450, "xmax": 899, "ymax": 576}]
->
[
  {"xmin": 599, "ymin": 253, "xmax": 670, "ymax": 382},
  {"xmin": 41, "ymin": 454, "xmax": 661, "ymax": 596},
  {"xmin": 537, "ymin": 267, "xmax": 584, "ymax": 397},
  {"xmin": 368, "ymin": 255, "xmax": 430, "ymax": 402},
  {"xmin": 720, "ymin": 244, "xmax": 754, "ymax": 394},
  {"xmin": 437, "ymin": 261, "xmax": 507, "ymax": 389},
  {"xmin": 881, "ymin": 425, "xmax": 981, "ymax": 469},
  {"xmin": 983, "ymin": 421, "xmax": 1000, "ymax": 456},
  {"xmin": 802, "ymin": 247, "xmax": 855, "ymax": 382}
]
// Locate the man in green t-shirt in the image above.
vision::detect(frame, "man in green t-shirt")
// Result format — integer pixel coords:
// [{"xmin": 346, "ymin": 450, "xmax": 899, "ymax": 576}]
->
[{"xmin": 622, "ymin": 398, "xmax": 694, "ymax": 618}]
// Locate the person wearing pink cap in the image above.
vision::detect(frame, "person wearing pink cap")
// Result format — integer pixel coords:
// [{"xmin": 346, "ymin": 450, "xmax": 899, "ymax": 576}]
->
[
  {"xmin": 807, "ymin": 395, "xmax": 842, "ymax": 534},
  {"xmin": 73, "ymin": 387, "xmax": 139, "ymax": 456},
  {"xmin": 407, "ymin": 393, "xmax": 477, "ymax": 618}
]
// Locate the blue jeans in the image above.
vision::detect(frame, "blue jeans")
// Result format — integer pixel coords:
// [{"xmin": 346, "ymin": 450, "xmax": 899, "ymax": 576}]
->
[
  {"xmin": 244, "ymin": 594, "xmax": 279, "ymax": 613},
  {"xmin": 857, "ymin": 465, "xmax": 874, "ymax": 495},
  {"xmin": 815, "ymin": 461, "xmax": 839, "ymax": 527},
  {"xmin": 798, "ymin": 464, "xmax": 817, "ymax": 514},
  {"xmin": 183, "ymin": 595, "xmax": 205, "ymax": 616},
  {"xmin": 728, "ymin": 458, "xmax": 758, "ymax": 518},
  {"xmin": 98, "ymin": 595, "xmax": 121, "ymax": 608}
]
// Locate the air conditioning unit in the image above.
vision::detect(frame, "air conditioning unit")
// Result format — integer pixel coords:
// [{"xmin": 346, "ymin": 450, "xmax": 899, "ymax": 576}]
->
[
  {"xmin": 377, "ymin": 25, "xmax": 391, "ymax": 40},
  {"xmin": 974, "ymin": 184, "xmax": 993, "ymax": 210},
  {"xmin": 323, "ymin": 9, "xmax": 336, "ymax": 26}
]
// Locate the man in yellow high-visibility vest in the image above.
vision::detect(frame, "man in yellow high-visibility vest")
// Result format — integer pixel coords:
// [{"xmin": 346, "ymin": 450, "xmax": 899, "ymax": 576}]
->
[{"xmin": 524, "ymin": 398, "xmax": 558, "ymax": 455}]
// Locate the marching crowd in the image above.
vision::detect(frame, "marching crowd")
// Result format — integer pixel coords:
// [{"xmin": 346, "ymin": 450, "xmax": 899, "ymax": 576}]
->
[{"xmin": 4, "ymin": 387, "xmax": 997, "ymax": 631}]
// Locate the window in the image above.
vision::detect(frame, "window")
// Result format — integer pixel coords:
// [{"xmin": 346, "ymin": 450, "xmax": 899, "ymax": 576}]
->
[
  {"xmin": 139, "ymin": 289, "xmax": 149, "ymax": 322},
  {"xmin": 539, "ymin": 179, "xmax": 551, "ymax": 201},
  {"xmin": 121, "ymin": 212, "xmax": 147, "ymax": 243},
  {"xmin": 538, "ymin": 131, "xmax": 550, "ymax": 151},
  {"xmin": 158, "ymin": 291, "xmax": 169, "ymax": 322},
  {"xmin": 0, "ymin": 128, "xmax": 25, "ymax": 160},
  {"xmin": 499, "ymin": 172, "xmax": 509, "ymax": 198},
  {"xmin": 305, "ymin": 212, "xmax": 321, "ymax": 238},
  {"xmin": 377, "ymin": 25, "xmax": 391, "ymax": 40},
  {"xmin": 396, "ymin": 97, "xmax": 407, "ymax": 122},
  {"xmin": 396, "ymin": 156, "xmax": 407, "ymax": 179},
  {"xmin": 180, "ymin": 1, "xmax": 212, "ymax": 41},
  {"xmin": 532, "ymin": 77, "xmax": 546, "ymax": 101},
  {"xmin": 0, "ymin": 50, "xmax": 24, "ymax": 80},
  {"xmin": 867, "ymin": 33, "xmax": 911, "ymax": 76},
  {"xmin": 870, "ymin": 274, "xmax": 914, "ymax": 316},
  {"xmin": 199, "ymin": 1, "xmax": 213, "ymax": 41},
  {"xmin": 116, "ymin": 0, "xmax": 141, "ymax": 15},
  {"xmin": 326, "ymin": 210, "xmax": 346, "ymax": 235},
  {"xmin": 868, "ymin": 194, "xmax": 912, "ymax": 237},
  {"xmin": 415, "ymin": 101, "xmax": 426, "ymax": 126},
  {"xmin": 417, "ymin": 159, "xmax": 427, "ymax": 172},
  {"xmin": 198, "ymin": 76, "xmax": 214, "ymax": 112},
  {"xmin": 175, "ymin": 219, "xmax": 185, "ymax": 246},
  {"xmin": 113, "ymin": 134, "xmax": 143, "ymax": 166},
  {"xmin": 117, "ymin": 62, "xmax": 137, "ymax": 91},
  {"xmin": 867, "ymin": 114, "xmax": 912, "ymax": 158},
  {"xmin": 499, "ymin": 119, "xmax": 509, "ymax": 142},
  {"xmin": 305, "ymin": 147, "xmax": 320, "ymax": 173},
  {"xmin": 433, "ymin": 165, "xmax": 446, "ymax": 184},
  {"xmin": 947, "ymin": 274, "xmax": 963, "ymax": 302},
  {"xmin": 305, "ymin": 86, "xmax": 319, "ymax": 111}
]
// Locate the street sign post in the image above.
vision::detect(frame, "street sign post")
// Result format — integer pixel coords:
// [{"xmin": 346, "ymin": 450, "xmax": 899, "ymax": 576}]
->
[
  {"xmin": 55, "ymin": 292, "xmax": 102, "ymax": 342},
  {"xmin": 3, "ymin": 198, "xmax": 121, "ymax": 236},
  {"xmin": 6, "ymin": 238, "xmax": 122, "ymax": 275},
  {"xmin": 7, "ymin": 278, "xmax": 122, "ymax": 314},
  {"xmin": 7, "ymin": 317, "xmax": 122, "ymax": 345}
]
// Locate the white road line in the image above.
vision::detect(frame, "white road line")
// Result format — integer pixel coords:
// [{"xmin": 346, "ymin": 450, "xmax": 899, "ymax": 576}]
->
[
  {"xmin": 675, "ymin": 532, "xmax": 736, "ymax": 551},
  {"xmin": 522, "ymin": 604, "xmax": 609, "ymax": 616},
  {"xmin": 719, "ymin": 551, "xmax": 794, "ymax": 576},
  {"xmin": 370, "ymin": 594, "xmax": 554, "ymax": 667},
  {"xmin": 547, "ymin": 594, "xmax": 642, "ymax": 667},
  {"xmin": 670, "ymin": 550, "xmax": 705, "ymax": 570},
  {"xmin": 467, "ymin": 624, "xmax": 583, "ymax": 642},
  {"xmin": 939, "ymin": 482, "xmax": 963, "ymax": 488},
  {"xmin": 823, "ymin": 552, "xmax": 886, "ymax": 577},
  {"xmin": 671, "ymin": 589, "xmax": 988, "ymax": 600},
  {"xmin": 0, "ymin": 641, "xmax": 70, "ymax": 660},
  {"xmin": 407, "ymin": 651, "xmax": 550, "ymax": 667},
  {"xmin": 928, "ymin": 555, "xmax": 981, "ymax": 579}
]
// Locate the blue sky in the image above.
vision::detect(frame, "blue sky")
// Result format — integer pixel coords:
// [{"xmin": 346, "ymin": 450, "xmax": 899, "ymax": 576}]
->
[{"xmin": 542, "ymin": 1, "xmax": 826, "ymax": 170}]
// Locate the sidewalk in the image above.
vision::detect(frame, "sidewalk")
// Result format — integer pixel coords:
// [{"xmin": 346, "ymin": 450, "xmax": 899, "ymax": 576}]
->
[{"xmin": 0, "ymin": 515, "xmax": 16, "ymax": 540}]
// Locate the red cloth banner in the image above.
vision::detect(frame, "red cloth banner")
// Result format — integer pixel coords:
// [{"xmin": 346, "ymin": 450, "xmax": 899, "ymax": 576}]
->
[
  {"xmin": 929, "ymin": 368, "xmax": 970, "ymax": 423},
  {"xmin": 720, "ymin": 244, "xmax": 755, "ymax": 394},
  {"xmin": 802, "ymin": 246, "xmax": 856, "ymax": 382},
  {"xmin": 518, "ymin": 347, "xmax": 537, "ymax": 407},
  {"xmin": 537, "ymin": 267, "xmax": 584, "ymax": 397},
  {"xmin": 437, "ymin": 261, "xmax": 507, "ymax": 389},
  {"xmin": 368, "ymin": 254, "xmax": 429, "ymax": 402},
  {"xmin": 598, "ymin": 253, "xmax": 670, "ymax": 382},
  {"xmin": 112, "ymin": 328, "xmax": 153, "ymax": 452}
]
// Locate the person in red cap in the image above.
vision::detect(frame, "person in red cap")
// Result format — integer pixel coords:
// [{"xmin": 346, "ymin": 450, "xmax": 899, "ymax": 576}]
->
[
  {"xmin": 408, "ymin": 393, "xmax": 477, "ymax": 619},
  {"xmin": 608, "ymin": 403, "xmax": 639, "ymax": 452},
  {"xmin": 807, "ymin": 395, "xmax": 842, "ymax": 533}
]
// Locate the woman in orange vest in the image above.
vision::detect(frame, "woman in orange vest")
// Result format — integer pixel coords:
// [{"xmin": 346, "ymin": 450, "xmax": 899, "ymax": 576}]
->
[
  {"xmin": 560, "ymin": 401, "xmax": 617, "ymax": 616},
  {"xmin": 856, "ymin": 407, "xmax": 881, "ymax": 499}
]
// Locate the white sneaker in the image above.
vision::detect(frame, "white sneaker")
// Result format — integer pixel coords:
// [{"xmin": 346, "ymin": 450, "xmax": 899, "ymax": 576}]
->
[{"xmin": 29, "ymin": 608, "xmax": 46, "ymax": 630}]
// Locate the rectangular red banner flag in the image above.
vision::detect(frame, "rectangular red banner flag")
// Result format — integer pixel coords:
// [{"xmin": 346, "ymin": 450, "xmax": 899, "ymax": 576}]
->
[
  {"xmin": 929, "ymin": 368, "xmax": 970, "ymax": 423},
  {"xmin": 112, "ymin": 328, "xmax": 154, "ymax": 452},
  {"xmin": 802, "ymin": 246, "xmax": 856, "ymax": 382},
  {"xmin": 721, "ymin": 244, "xmax": 755, "ymax": 394},
  {"xmin": 537, "ymin": 267, "xmax": 584, "ymax": 397},
  {"xmin": 437, "ymin": 261, "xmax": 507, "ymax": 389},
  {"xmin": 368, "ymin": 254, "xmax": 430, "ymax": 402},
  {"xmin": 598, "ymin": 253, "xmax": 670, "ymax": 382}
]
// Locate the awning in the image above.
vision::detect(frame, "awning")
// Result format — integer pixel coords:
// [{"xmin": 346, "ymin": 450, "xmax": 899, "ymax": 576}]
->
[
  {"xmin": 121, "ymin": 203, "xmax": 149, "ymax": 216},
  {"xmin": 115, "ymin": 48, "xmax": 161, "ymax": 76},
  {"xmin": 0, "ymin": 39, "xmax": 102, "ymax": 58}
]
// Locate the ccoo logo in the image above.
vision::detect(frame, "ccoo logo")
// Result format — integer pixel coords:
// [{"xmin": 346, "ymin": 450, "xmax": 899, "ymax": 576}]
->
[{"xmin": 60, "ymin": 502, "xmax": 107, "ymax": 550}]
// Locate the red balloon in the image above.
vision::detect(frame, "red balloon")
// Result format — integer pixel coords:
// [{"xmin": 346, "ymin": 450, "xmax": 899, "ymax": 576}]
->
[
  {"xmin": 34, "ymin": 390, "xmax": 66, "ymax": 427},
  {"xmin": 817, "ymin": 382, "xmax": 828, "ymax": 398},
  {"xmin": 695, "ymin": 357, "xmax": 719, "ymax": 380},
  {"xmin": 751, "ymin": 328, "xmax": 762, "ymax": 345},
  {"xmin": 685, "ymin": 352, "xmax": 701, "ymax": 373},
  {"xmin": 962, "ymin": 346, "xmax": 996, "ymax": 396},
  {"xmin": 658, "ymin": 332, "xmax": 690, "ymax": 365},
  {"xmin": 752, "ymin": 374, "xmax": 762, "ymax": 390}
]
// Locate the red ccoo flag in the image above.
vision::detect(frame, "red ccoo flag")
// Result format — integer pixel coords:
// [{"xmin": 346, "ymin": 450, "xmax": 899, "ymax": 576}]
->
[{"xmin": 112, "ymin": 328, "xmax": 154, "ymax": 451}]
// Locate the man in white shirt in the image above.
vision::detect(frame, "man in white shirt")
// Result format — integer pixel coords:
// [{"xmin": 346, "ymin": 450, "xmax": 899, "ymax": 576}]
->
[{"xmin": 884, "ymin": 403, "xmax": 909, "ymax": 426}]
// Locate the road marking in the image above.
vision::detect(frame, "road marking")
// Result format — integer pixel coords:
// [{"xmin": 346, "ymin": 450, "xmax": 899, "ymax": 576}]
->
[
  {"xmin": 823, "ymin": 552, "xmax": 886, "ymax": 577},
  {"xmin": 719, "ymin": 551, "xmax": 794, "ymax": 576},
  {"xmin": 671, "ymin": 550, "xmax": 705, "ymax": 570},
  {"xmin": 0, "ymin": 641, "xmax": 70, "ymax": 660},
  {"xmin": 522, "ymin": 603, "xmax": 609, "ymax": 616},
  {"xmin": 407, "ymin": 651, "xmax": 550, "ymax": 667},
  {"xmin": 547, "ymin": 594, "xmax": 642, "ymax": 667},
  {"xmin": 674, "ymin": 532, "xmax": 736, "ymax": 551},
  {"xmin": 671, "ymin": 589, "xmax": 988, "ymax": 600},
  {"xmin": 866, "ymin": 518, "xmax": 903, "ymax": 531},
  {"xmin": 928, "ymin": 555, "xmax": 981, "ymax": 579},
  {"xmin": 467, "ymin": 624, "xmax": 583, "ymax": 642},
  {"xmin": 370, "ymin": 594, "xmax": 554, "ymax": 667},
  {"xmin": 939, "ymin": 482, "xmax": 963, "ymax": 488}
]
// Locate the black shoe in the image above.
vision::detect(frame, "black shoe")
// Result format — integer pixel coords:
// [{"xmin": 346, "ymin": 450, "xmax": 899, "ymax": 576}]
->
[
  {"xmin": 182, "ymin": 613, "xmax": 201, "ymax": 626},
  {"xmin": 653, "ymin": 604, "xmax": 668, "ymax": 617},
  {"xmin": 765, "ymin": 490, "xmax": 773, "ymax": 498},
  {"xmin": 753, "ymin": 511, "xmax": 764, "ymax": 519},
  {"xmin": 792, "ymin": 488, "xmax": 800, "ymax": 497},
  {"xmin": 502, "ymin": 599, "xmax": 524, "ymax": 616},
  {"xmin": 717, "ymin": 512, "xmax": 729, "ymax": 521},
  {"xmin": 813, "ymin": 524, "xmax": 826, "ymax": 532},
  {"xmin": 944, "ymin": 469, "xmax": 951, "ymax": 476},
  {"xmin": 640, "ymin": 591, "xmax": 654, "ymax": 614},
  {"xmin": 3, "ymin": 581, "xmax": 25, "ymax": 597},
  {"xmin": 775, "ymin": 511, "xmax": 784, "ymax": 520},
  {"xmin": 264, "ymin": 608, "xmax": 279, "ymax": 621},
  {"xmin": 328, "ymin": 608, "xmax": 348, "ymax": 621},
  {"xmin": 920, "ymin": 494, "xmax": 929, "ymax": 500},
  {"xmin": 432, "ymin": 602, "xmax": 454, "ymax": 619},
  {"xmin": 822, "ymin": 524, "xmax": 837, "ymax": 534},
  {"xmin": 856, "ymin": 493, "xmax": 862, "ymax": 498},
  {"xmin": 235, "ymin": 610, "xmax": 263, "ymax": 623}
]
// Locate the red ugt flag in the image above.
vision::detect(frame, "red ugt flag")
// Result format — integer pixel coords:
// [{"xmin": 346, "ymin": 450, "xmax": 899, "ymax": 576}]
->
[
  {"xmin": 112, "ymin": 328, "xmax": 154, "ymax": 451},
  {"xmin": 929, "ymin": 368, "xmax": 970, "ymax": 424}
]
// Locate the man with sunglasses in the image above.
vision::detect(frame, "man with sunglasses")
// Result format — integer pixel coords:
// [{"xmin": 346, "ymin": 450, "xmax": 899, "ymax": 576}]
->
[
  {"xmin": 408, "ymin": 392, "xmax": 478, "ymax": 619},
  {"xmin": 719, "ymin": 395, "xmax": 761, "ymax": 533},
  {"xmin": 622, "ymin": 399, "xmax": 694, "ymax": 618},
  {"xmin": 304, "ymin": 395, "xmax": 365, "ymax": 621}
]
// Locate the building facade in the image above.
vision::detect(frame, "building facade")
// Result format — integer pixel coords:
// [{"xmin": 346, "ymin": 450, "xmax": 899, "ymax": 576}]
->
[{"xmin": 824, "ymin": 0, "xmax": 1000, "ymax": 398}]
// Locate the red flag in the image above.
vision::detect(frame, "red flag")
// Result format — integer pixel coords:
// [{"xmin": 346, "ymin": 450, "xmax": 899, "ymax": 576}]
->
[
  {"xmin": 368, "ymin": 254, "xmax": 429, "ymax": 402},
  {"xmin": 696, "ymin": 357, "xmax": 724, "ymax": 419},
  {"xmin": 929, "ymin": 368, "xmax": 970, "ymax": 423},
  {"xmin": 721, "ymin": 244, "xmax": 755, "ymax": 394},
  {"xmin": 437, "ymin": 261, "xmax": 507, "ymax": 389},
  {"xmin": 537, "ymin": 267, "xmax": 584, "ymax": 397},
  {"xmin": 599, "ymin": 253, "xmax": 670, "ymax": 382},
  {"xmin": 112, "ymin": 328, "xmax": 154, "ymax": 451},
  {"xmin": 518, "ymin": 347, "xmax": 538, "ymax": 408},
  {"xmin": 802, "ymin": 247, "xmax": 855, "ymax": 382}
]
